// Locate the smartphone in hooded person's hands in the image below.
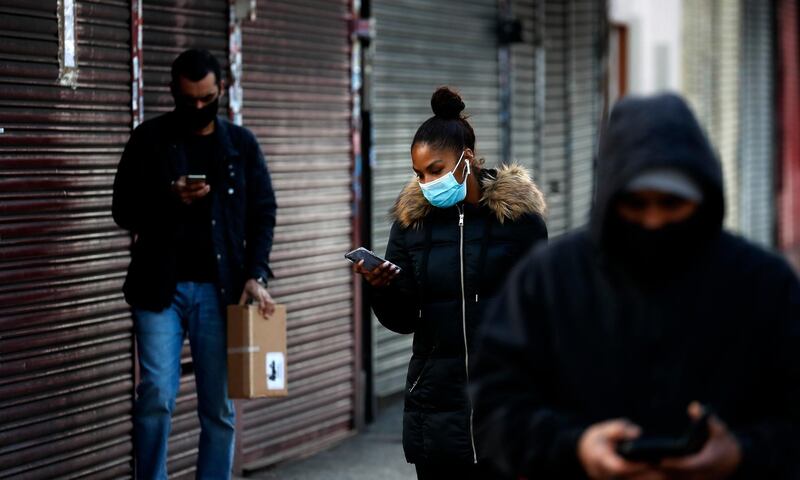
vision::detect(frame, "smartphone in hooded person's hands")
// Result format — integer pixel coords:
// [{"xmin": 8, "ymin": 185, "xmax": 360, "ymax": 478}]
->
[
  {"xmin": 615, "ymin": 411, "xmax": 711, "ymax": 463},
  {"xmin": 345, "ymin": 247, "xmax": 400, "ymax": 273}
]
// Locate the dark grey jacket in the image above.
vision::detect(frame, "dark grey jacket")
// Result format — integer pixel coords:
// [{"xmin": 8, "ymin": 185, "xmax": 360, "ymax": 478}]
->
[{"xmin": 112, "ymin": 113, "xmax": 276, "ymax": 310}]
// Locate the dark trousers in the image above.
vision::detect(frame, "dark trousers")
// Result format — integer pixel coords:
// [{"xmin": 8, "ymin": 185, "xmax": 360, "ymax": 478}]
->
[{"xmin": 414, "ymin": 461, "xmax": 507, "ymax": 480}]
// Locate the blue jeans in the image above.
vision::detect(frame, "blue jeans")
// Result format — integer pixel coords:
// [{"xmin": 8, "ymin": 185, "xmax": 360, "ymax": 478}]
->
[{"xmin": 133, "ymin": 282, "xmax": 235, "ymax": 480}]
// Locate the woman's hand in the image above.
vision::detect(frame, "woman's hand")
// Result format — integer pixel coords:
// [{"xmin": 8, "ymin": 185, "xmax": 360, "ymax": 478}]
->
[{"xmin": 354, "ymin": 260, "xmax": 400, "ymax": 288}]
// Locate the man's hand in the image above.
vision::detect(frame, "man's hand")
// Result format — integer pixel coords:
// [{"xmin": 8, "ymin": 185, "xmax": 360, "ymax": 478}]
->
[
  {"xmin": 579, "ymin": 419, "xmax": 668, "ymax": 480},
  {"xmin": 353, "ymin": 260, "xmax": 400, "ymax": 288},
  {"xmin": 658, "ymin": 402, "xmax": 742, "ymax": 480},
  {"xmin": 239, "ymin": 279, "xmax": 276, "ymax": 318},
  {"xmin": 172, "ymin": 175, "xmax": 210, "ymax": 205}
]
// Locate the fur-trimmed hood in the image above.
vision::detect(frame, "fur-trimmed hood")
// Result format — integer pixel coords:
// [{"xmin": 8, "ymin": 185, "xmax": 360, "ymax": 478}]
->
[{"xmin": 390, "ymin": 163, "xmax": 546, "ymax": 229}]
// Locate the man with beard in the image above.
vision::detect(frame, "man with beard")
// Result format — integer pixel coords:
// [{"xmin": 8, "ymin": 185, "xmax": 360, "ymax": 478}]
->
[
  {"xmin": 113, "ymin": 49, "xmax": 276, "ymax": 479},
  {"xmin": 470, "ymin": 94, "xmax": 800, "ymax": 480}
]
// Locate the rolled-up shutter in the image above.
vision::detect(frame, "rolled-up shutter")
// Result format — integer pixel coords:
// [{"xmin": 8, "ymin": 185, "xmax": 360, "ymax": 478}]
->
[
  {"xmin": 0, "ymin": 1, "xmax": 135, "ymax": 478},
  {"xmin": 237, "ymin": 0, "xmax": 356, "ymax": 471},
  {"xmin": 739, "ymin": 0, "xmax": 775, "ymax": 246},
  {"xmin": 140, "ymin": 1, "xmax": 229, "ymax": 477},
  {"xmin": 370, "ymin": 0, "xmax": 501, "ymax": 400}
]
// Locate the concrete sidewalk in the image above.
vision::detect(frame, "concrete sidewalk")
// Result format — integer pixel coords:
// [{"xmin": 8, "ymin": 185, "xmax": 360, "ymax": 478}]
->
[{"xmin": 248, "ymin": 401, "xmax": 415, "ymax": 480}]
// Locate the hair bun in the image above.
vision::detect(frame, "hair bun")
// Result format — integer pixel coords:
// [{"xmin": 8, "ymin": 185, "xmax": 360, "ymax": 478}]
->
[{"xmin": 431, "ymin": 87, "xmax": 465, "ymax": 120}]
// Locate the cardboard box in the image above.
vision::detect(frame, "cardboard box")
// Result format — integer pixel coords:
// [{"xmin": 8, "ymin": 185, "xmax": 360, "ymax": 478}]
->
[{"xmin": 227, "ymin": 304, "xmax": 288, "ymax": 398}]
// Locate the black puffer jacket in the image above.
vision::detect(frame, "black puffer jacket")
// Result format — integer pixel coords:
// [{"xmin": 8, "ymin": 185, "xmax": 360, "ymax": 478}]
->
[
  {"xmin": 470, "ymin": 94, "xmax": 800, "ymax": 479},
  {"xmin": 370, "ymin": 165, "xmax": 548, "ymax": 465}
]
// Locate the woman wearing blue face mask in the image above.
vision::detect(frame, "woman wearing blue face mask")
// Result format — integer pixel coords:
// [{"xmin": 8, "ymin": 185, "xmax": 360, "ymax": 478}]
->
[{"xmin": 354, "ymin": 87, "xmax": 549, "ymax": 479}]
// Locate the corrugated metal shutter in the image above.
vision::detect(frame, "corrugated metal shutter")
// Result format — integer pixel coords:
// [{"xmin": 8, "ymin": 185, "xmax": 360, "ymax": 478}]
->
[
  {"xmin": 140, "ymin": 1, "xmax": 229, "ymax": 477},
  {"xmin": 739, "ymin": 0, "xmax": 775, "ymax": 246},
  {"xmin": 540, "ymin": 0, "xmax": 602, "ymax": 236},
  {"xmin": 237, "ymin": 0, "xmax": 356, "ymax": 471},
  {"xmin": 0, "ymin": 1, "xmax": 135, "ymax": 478},
  {"xmin": 510, "ymin": 0, "xmax": 540, "ymax": 174},
  {"xmin": 714, "ymin": 0, "xmax": 741, "ymax": 232},
  {"xmin": 682, "ymin": 1, "xmax": 715, "ymax": 129},
  {"xmin": 541, "ymin": 0, "xmax": 569, "ymax": 235},
  {"xmin": 778, "ymin": 0, "xmax": 800, "ymax": 261},
  {"xmin": 370, "ymin": 0, "xmax": 501, "ymax": 399},
  {"xmin": 683, "ymin": 0, "xmax": 741, "ymax": 232},
  {"xmin": 567, "ymin": 0, "xmax": 601, "ymax": 229},
  {"xmin": 142, "ymin": 0, "xmax": 229, "ymax": 120}
]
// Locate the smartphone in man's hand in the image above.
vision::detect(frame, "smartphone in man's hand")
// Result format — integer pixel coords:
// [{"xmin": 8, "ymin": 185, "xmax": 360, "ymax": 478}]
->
[{"xmin": 186, "ymin": 174, "xmax": 207, "ymax": 184}]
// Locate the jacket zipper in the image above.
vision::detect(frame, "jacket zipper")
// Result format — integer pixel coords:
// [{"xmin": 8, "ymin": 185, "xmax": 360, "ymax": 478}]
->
[
  {"xmin": 408, "ymin": 345, "xmax": 436, "ymax": 393},
  {"xmin": 458, "ymin": 206, "xmax": 478, "ymax": 464},
  {"xmin": 408, "ymin": 367, "xmax": 425, "ymax": 393}
]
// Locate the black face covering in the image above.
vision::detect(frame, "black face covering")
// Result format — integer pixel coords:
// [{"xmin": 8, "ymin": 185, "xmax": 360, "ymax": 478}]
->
[
  {"xmin": 174, "ymin": 97, "xmax": 219, "ymax": 132},
  {"xmin": 607, "ymin": 211, "xmax": 710, "ymax": 275}
]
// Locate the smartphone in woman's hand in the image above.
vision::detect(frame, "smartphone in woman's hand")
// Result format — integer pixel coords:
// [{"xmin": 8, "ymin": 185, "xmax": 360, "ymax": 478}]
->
[{"xmin": 345, "ymin": 247, "xmax": 400, "ymax": 272}]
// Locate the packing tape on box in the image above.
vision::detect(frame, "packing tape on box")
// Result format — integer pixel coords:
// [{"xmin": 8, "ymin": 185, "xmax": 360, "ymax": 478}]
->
[{"xmin": 227, "ymin": 346, "xmax": 261, "ymax": 354}]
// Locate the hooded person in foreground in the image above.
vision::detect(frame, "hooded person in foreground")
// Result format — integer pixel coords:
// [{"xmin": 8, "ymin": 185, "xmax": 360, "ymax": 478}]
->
[{"xmin": 469, "ymin": 93, "xmax": 800, "ymax": 480}]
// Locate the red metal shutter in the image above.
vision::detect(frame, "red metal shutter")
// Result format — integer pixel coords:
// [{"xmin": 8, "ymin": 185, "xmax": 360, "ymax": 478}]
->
[
  {"xmin": 778, "ymin": 0, "xmax": 800, "ymax": 267},
  {"xmin": 139, "ymin": 1, "xmax": 229, "ymax": 478},
  {"xmin": 0, "ymin": 1, "xmax": 135, "ymax": 478},
  {"xmin": 142, "ymin": 0, "xmax": 229, "ymax": 120},
  {"xmin": 237, "ymin": 0, "xmax": 357, "ymax": 471}
]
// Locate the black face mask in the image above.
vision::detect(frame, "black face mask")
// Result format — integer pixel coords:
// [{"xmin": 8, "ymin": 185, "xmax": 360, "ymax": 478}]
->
[
  {"xmin": 608, "ymin": 212, "xmax": 709, "ymax": 275},
  {"xmin": 174, "ymin": 97, "xmax": 219, "ymax": 132}
]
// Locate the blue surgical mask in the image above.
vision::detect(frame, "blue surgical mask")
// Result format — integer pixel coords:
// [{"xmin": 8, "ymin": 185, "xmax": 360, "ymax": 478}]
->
[{"xmin": 418, "ymin": 151, "xmax": 471, "ymax": 208}]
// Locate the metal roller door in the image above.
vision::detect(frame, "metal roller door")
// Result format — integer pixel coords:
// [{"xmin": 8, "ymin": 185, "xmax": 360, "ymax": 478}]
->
[
  {"xmin": 715, "ymin": 0, "xmax": 741, "ymax": 232},
  {"xmin": 682, "ymin": 0, "xmax": 741, "ymax": 232},
  {"xmin": 370, "ymin": 0, "xmax": 502, "ymax": 400},
  {"xmin": 739, "ymin": 0, "xmax": 775, "ymax": 246},
  {"xmin": 510, "ymin": 0, "xmax": 541, "ymax": 174},
  {"xmin": 540, "ymin": 0, "xmax": 570, "ymax": 235},
  {"xmin": 238, "ymin": 0, "xmax": 357, "ymax": 470},
  {"xmin": 142, "ymin": 0, "xmax": 229, "ymax": 120},
  {"xmin": 540, "ymin": 0, "xmax": 603, "ymax": 236},
  {"xmin": 140, "ymin": 1, "xmax": 229, "ymax": 477},
  {"xmin": 567, "ymin": 0, "xmax": 602, "ymax": 229},
  {"xmin": 777, "ymin": 0, "xmax": 800, "ymax": 257},
  {"xmin": 0, "ymin": 1, "xmax": 135, "ymax": 478},
  {"xmin": 682, "ymin": 1, "xmax": 715, "ymax": 131}
]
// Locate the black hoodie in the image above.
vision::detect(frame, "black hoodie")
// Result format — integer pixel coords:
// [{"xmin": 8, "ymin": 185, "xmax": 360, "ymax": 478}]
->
[{"xmin": 470, "ymin": 94, "xmax": 800, "ymax": 479}]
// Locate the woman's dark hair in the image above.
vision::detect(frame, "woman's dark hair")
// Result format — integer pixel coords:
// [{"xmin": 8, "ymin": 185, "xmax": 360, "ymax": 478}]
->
[
  {"xmin": 411, "ymin": 87, "xmax": 477, "ymax": 156},
  {"xmin": 171, "ymin": 49, "xmax": 222, "ymax": 85}
]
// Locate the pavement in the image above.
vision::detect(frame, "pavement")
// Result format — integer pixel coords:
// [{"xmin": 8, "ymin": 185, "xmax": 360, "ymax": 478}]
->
[{"xmin": 246, "ymin": 401, "xmax": 416, "ymax": 480}]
